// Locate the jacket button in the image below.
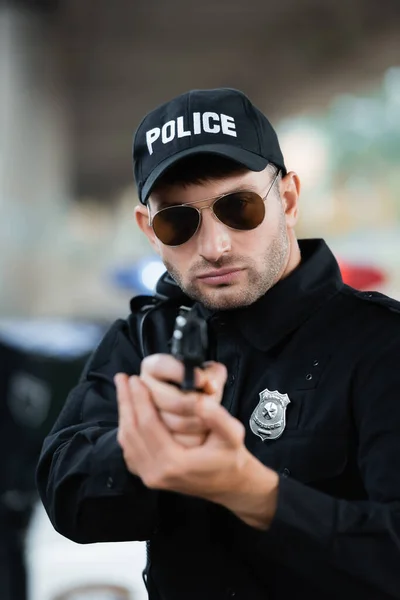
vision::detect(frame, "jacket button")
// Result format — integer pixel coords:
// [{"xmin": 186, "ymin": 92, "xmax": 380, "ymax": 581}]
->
[
  {"xmin": 226, "ymin": 589, "xmax": 236, "ymax": 597},
  {"xmin": 313, "ymin": 359, "xmax": 319, "ymax": 367},
  {"xmin": 228, "ymin": 373, "xmax": 236, "ymax": 386},
  {"xmin": 106, "ymin": 476, "xmax": 114, "ymax": 489},
  {"xmin": 281, "ymin": 468, "xmax": 290, "ymax": 478},
  {"xmin": 306, "ymin": 373, "xmax": 313, "ymax": 380}
]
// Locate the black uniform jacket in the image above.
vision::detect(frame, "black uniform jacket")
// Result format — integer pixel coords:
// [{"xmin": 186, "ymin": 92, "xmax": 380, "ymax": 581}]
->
[{"xmin": 36, "ymin": 239, "xmax": 400, "ymax": 600}]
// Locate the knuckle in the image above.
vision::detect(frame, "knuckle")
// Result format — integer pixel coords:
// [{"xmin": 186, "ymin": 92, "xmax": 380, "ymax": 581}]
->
[
  {"xmin": 142, "ymin": 471, "xmax": 159, "ymax": 489},
  {"xmin": 141, "ymin": 354, "xmax": 163, "ymax": 373},
  {"xmin": 163, "ymin": 460, "xmax": 183, "ymax": 485}
]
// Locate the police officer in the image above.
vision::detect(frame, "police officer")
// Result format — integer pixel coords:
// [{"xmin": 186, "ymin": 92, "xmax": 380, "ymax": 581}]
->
[{"xmin": 36, "ymin": 88, "xmax": 400, "ymax": 600}]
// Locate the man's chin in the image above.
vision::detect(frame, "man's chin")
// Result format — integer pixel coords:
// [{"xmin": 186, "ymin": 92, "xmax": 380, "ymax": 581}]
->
[{"xmin": 187, "ymin": 284, "xmax": 258, "ymax": 311}]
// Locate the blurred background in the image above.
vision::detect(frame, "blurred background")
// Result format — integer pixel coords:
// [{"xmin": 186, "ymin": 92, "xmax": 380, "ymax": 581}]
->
[{"xmin": 1, "ymin": 0, "xmax": 399, "ymax": 598}]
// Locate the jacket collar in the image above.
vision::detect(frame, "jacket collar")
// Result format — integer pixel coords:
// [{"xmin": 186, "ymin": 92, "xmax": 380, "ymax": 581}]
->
[{"xmin": 197, "ymin": 239, "xmax": 344, "ymax": 352}]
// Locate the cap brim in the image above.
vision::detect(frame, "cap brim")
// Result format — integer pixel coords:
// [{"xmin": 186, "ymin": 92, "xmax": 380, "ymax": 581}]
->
[{"xmin": 140, "ymin": 144, "xmax": 269, "ymax": 204}]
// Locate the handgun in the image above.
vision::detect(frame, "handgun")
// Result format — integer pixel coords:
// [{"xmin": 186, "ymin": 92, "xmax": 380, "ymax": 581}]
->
[{"xmin": 171, "ymin": 306, "xmax": 208, "ymax": 391}]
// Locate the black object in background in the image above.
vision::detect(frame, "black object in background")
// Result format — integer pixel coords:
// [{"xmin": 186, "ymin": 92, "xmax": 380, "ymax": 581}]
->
[{"xmin": 0, "ymin": 319, "xmax": 106, "ymax": 600}]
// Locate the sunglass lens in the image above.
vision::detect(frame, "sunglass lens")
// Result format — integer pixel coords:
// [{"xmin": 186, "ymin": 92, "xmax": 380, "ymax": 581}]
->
[
  {"xmin": 152, "ymin": 206, "xmax": 200, "ymax": 246},
  {"xmin": 214, "ymin": 192, "xmax": 265, "ymax": 230}
]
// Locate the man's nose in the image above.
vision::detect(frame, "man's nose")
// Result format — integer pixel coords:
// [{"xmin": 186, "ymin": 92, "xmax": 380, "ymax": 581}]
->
[{"xmin": 196, "ymin": 208, "xmax": 232, "ymax": 262}]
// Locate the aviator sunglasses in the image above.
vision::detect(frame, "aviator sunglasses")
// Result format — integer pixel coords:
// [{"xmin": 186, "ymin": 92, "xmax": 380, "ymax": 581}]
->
[{"xmin": 149, "ymin": 169, "xmax": 280, "ymax": 246}]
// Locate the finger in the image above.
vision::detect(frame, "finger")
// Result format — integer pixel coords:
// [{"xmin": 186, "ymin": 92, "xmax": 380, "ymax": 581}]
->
[
  {"xmin": 115, "ymin": 373, "xmax": 136, "ymax": 433},
  {"xmin": 115, "ymin": 373, "xmax": 145, "ymax": 475},
  {"xmin": 140, "ymin": 374, "xmax": 201, "ymax": 416},
  {"xmin": 141, "ymin": 354, "xmax": 225, "ymax": 392},
  {"xmin": 195, "ymin": 398, "xmax": 245, "ymax": 448},
  {"xmin": 141, "ymin": 354, "xmax": 192, "ymax": 385},
  {"xmin": 160, "ymin": 410, "xmax": 206, "ymax": 434},
  {"xmin": 140, "ymin": 359, "xmax": 228, "ymax": 414},
  {"xmin": 202, "ymin": 361, "xmax": 228, "ymax": 396},
  {"xmin": 173, "ymin": 432, "xmax": 207, "ymax": 447},
  {"xmin": 130, "ymin": 375, "xmax": 177, "ymax": 450}
]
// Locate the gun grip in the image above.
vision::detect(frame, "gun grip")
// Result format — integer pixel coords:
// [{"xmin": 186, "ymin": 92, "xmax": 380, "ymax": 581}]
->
[{"xmin": 181, "ymin": 362, "xmax": 195, "ymax": 391}]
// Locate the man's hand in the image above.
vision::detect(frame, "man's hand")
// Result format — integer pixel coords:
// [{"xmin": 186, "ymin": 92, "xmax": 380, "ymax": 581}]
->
[
  {"xmin": 139, "ymin": 354, "xmax": 227, "ymax": 447},
  {"xmin": 115, "ymin": 373, "xmax": 278, "ymax": 530}
]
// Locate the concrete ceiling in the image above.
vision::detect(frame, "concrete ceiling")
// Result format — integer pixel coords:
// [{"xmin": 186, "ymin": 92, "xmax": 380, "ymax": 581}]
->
[{"xmin": 45, "ymin": 0, "xmax": 400, "ymax": 199}]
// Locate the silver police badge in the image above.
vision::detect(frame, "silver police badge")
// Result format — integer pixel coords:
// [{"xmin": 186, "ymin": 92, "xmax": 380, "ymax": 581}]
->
[{"xmin": 250, "ymin": 388, "xmax": 291, "ymax": 441}]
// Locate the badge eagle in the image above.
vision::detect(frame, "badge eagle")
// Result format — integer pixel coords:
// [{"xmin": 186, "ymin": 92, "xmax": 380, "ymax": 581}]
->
[{"xmin": 250, "ymin": 388, "xmax": 290, "ymax": 441}]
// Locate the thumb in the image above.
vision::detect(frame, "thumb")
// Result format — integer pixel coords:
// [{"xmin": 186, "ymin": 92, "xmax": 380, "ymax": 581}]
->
[
  {"xmin": 195, "ymin": 398, "xmax": 245, "ymax": 447},
  {"xmin": 201, "ymin": 361, "xmax": 228, "ymax": 399}
]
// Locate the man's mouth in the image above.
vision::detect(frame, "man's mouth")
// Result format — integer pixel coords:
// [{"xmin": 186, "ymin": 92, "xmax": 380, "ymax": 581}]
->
[{"xmin": 196, "ymin": 268, "xmax": 244, "ymax": 285}]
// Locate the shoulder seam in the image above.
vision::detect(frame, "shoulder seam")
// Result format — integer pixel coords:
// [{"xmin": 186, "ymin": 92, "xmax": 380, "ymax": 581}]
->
[{"xmin": 339, "ymin": 285, "xmax": 400, "ymax": 315}]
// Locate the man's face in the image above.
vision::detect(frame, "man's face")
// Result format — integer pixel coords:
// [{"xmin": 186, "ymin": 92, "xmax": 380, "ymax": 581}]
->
[{"xmin": 136, "ymin": 167, "xmax": 299, "ymax": 311}]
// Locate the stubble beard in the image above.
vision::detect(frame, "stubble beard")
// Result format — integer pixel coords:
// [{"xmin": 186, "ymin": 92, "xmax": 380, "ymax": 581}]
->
[{"xmin": 164, "ymin": 212, "xmax": 289, "ymax": 311}]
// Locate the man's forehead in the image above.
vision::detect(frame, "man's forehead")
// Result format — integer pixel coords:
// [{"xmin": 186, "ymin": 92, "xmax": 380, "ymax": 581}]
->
[{"xmin": 148, "ymin": 168, "xmax": 270, "ymax": 209}]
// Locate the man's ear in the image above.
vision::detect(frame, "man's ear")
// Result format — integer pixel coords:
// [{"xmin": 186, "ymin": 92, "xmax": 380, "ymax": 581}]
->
[
  {"xmin": 134, "ymin": 204, "xmax": 160, "ymax": 253},
  {"xmin": 280, "ymin": 171, "xmax": 301, "ymax": 229}
]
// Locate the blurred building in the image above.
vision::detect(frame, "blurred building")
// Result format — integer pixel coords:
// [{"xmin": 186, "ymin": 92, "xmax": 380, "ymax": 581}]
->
[{"xmin": 1, "ymin": 0, "xmax": 400, "ymax": 320}]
